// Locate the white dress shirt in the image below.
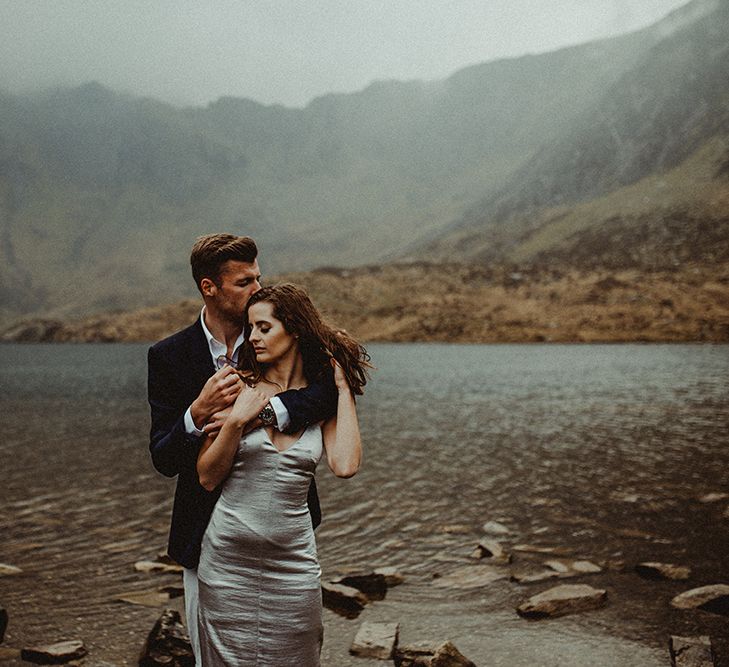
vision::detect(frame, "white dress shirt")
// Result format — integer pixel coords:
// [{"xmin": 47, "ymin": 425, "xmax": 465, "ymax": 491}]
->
[{"xmin": 183, "ymin": 308, "xmax": 290, "ymax": 435}]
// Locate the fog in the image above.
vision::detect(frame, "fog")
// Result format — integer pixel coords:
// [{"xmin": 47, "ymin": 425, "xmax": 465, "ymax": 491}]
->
[{"xmin": 0, "ymin": 0, "xmax": 690, "ymax": 107}]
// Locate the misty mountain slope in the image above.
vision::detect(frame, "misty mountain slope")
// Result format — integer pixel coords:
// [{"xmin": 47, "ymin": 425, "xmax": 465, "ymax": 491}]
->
[
  {"xmin": 416, "ymin": 0, "xmax": 729, "ymax": 264},
  {"xmin": 0, "ymin": 0, "xmax": 716, "ymax": 322}
]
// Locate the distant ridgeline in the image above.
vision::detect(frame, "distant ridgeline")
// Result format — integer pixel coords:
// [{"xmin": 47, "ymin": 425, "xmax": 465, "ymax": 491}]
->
[{"xmin": 0, "ymin": 0, "xmax": 727, "ymax": 326}]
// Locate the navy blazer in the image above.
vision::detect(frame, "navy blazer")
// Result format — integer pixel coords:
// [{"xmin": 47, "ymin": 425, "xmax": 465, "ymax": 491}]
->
[{"xmin": 148, "ymin": 319, "xmax": 338, "ymax": 569}]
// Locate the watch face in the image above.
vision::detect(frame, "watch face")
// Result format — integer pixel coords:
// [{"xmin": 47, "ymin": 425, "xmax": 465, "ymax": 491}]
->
[{"xmin": 260, "ymin": 404, "xmax": 275, "ymax": 425}]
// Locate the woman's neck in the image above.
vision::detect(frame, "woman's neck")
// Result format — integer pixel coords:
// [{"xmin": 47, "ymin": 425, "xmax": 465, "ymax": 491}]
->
[{"xmin": 261, "ymin": 350, "xmax": 306, "ymax": 391}]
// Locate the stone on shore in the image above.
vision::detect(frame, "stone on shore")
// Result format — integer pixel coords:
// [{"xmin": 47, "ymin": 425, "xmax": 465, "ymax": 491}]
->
[
  {"xmin": 698, "ymin": 492, "xmax": 729, "ymax": 503},
  {"xmin": 432, "ymin": 564, "xmax": 507, "ymax": 589},
  {"xmin": 0, "ymin": 605, "xmax": 7, "ymax": 643},
  {"xmin": 349, "ymin": 621, "xmax": 399, "ymax": 660},
  {"xmin": 139, "ymin": 609, "xmax": 193, "ymax": 667},
  {"xmin": 0, "ymin": 648, "xmax": 20, "ymax": 661},
  {"xmin": 374, "ymin": 566, "xmax": 405, "ymax": 587},
  {"xmin": 671, "ymin": 585, "xmax": 729, "ymax": 616},
  {"xmin": 115, "ymin": 590, "xmax": 171, "ymax": 607},
  {"xmin": 321, "ymin": 582, "xmax": 369, "ymax": 618},
  {"xmin": 470, "ymin": 538, "xmax": 511, "ymax": 564},
  {"xmin": 0, "ymin": 564, "xmax": 23, "ymax": 577},
  {"xmin": 20, "ymin": 640, "xmax": 87, "ymax": 664},
  {"xmin": 134, "ymin": 560, "xmax": 184, "ymax": 575},
  {"xmin": 635, "ymin": 562, "xmax": 691, "ymax": 581},
  {"xmin": 512, "ymin": 544, "xmax": 572, "ymax": 556},
  {"xmin": 511, "ymin": 559, "xmax": 602, "ymax": 584},
  {"xmin": 394, "ymin": 640, "xmax": 477, "ymax": 667},
  {"xmin": 669, "ymin": 635, "xmax": 715, "ymax": 667},
  {"xmin": 481, "ymin": 521, "xmax": 510, "ymax": 536},
  {"xmin": 331, "ymin": 572, "xmax": 388, "ymax": 600},
  {"xmin": 158, "ymin": 583, "xmax": 185, "ymax": 598},
  {"xmin": 517, "ymin": 584, "xmax": 608, "ymax": 619}
]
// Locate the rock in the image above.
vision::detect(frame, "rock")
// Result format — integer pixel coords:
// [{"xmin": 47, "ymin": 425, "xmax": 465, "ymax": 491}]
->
[
  {"xmin": 134, "ymin": 560, "xmax": 184, "ymax": 574},
  {"xmin": 481, "ymin": 521, "xmax": 510, "ymax": 536},
  {"xmin": 155, "ymin": 550, "xmax": 179, "ymax": 565},
  {"xmin": 349, "ymin": 621, "xmax": 399, "ymax": 660},
  {"xmin": 512, "ymin": 544, "xmax": 571, "ymax": 555},
  {"xmin": 470, "ymin": 538, "xmax": 511, "ymax": 564},
  {"xmin": 635, "ymin": 562, "xmax": 691, "ymax": 581},
  {"xmin": 20, "ymin": 640, "xmax": 87, "ymax": 664},
  {"xmin": 438, "ymin": 524, "xmax": 472, "ymax": 534},
  {"xmin": 0, "ymin": 647, "xmax": 21, "ymax": 660},
  {"xmin": 512, "ymin": 559, "xmax": 601, "ymax": 584},
  {"xmin": 698, "ymin": 492, "xmax": 729, "ymax": 503},
  {"xmin": 671, "ymin": 585, "xmax": 729, "ymax": 616},
  {"xmin": 394, "ymin": 640, "xmax": 477, "ymax": 667},
  {"xmin": 331, "ymin": 572, "xmax": 388, "ymax": 600},
  {"xmin": 0, "ymin": 564, "xmax": 23, "ymax": 577},
  {"xmin": 139, "ymin": 609, "xmax": 193, "ymax": 667},
  {"xmin": 321, "ymin": 582, "xmax": 369, "ymax": 618},
  {"xmin": 158, "ymin": 583, "xmax": 185, "ymax": 598},
  {"xmin": 115, "ymin": 590, "xmax": 171, "ymax": 607},
  {"xmin": 669, "ymin": 635, "xmax": 715, "ymax": 667},
  {"xmin": 0, "ymin": 605, "xmax": 7, "ymax": 642},
  {"xmin": 374, "ymin": 566, "xmax": 405, "ymax": 587},
  {"xmin": 510, "ymin": 570, "xmax": 561, "ymax": 584},
  {"xmin": 517, "ymin": 584, "xmax": 608, "ymax": 619},
  {"xmin": 432, "ymin": 564, "xmax": 507, "ymax": 589}
]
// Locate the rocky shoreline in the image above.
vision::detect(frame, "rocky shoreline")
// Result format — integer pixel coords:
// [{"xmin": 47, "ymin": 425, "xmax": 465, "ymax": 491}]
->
[
  {"xmin": 2, "ymin": 519, "xmax": 728, "ymax": 666},
  {"xmin": 2, "ymin": 262, "xmax": 728, "ymax": 344}
]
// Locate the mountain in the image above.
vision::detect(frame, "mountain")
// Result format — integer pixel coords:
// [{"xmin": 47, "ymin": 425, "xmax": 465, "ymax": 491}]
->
[
  {"xmin": 416, "ymin": 0, "xmax": 729, "ymax": 268},
  {"xmin": 0, "ymin": 0, "xmax": 724, "ymax": 324}
]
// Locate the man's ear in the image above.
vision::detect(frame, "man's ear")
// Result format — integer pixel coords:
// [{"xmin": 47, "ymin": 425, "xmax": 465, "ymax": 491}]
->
[{"xmin": 200, "ymin": 277, "xmax": 217, "ymax": 297}]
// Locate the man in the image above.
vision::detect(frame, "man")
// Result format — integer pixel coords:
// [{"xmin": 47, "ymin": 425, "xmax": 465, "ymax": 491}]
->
[{"xmin": 147, "ymin": 234, "xmax": 337, "ymax": 657}]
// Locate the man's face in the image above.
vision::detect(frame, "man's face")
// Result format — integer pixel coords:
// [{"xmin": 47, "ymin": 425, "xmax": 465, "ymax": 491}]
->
[{"xmin": 207, "ymin": 259, "xmax": 261, "ymax": 323}]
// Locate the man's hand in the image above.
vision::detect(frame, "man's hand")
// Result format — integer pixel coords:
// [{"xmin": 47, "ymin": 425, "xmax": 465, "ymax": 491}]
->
[{"xmin": 190, "ymin": 366, "xmax": 242, "ymax": 429}]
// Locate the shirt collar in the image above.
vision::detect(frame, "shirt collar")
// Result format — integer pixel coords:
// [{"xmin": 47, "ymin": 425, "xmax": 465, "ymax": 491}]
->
[{"xmin": 199, "ymin": 307, "xmax": 247, "ymax": 364}]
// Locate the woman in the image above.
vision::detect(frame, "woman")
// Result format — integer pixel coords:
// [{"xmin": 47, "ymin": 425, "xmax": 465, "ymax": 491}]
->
[{"xmin": 195, "ymin": 283, "xmax": 370, "ymax": 666}]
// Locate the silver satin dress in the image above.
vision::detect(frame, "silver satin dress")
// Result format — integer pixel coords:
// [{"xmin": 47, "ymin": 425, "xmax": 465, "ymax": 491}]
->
[{"xmin": 197, "ymin": 424, "xmax": 324, "ymax": 666}]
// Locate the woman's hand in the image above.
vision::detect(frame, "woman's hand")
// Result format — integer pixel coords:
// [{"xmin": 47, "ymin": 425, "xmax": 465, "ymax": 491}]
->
[
  {"xmin": 331, "ymin": 358, "xmax": 351, "ymax": 393},
  {"xmin": 229, "ymin": 383, "xmax": 271, "ymax": 427}
]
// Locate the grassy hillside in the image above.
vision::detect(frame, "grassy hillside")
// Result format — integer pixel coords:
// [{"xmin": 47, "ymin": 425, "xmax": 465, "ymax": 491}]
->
[{"xmin": 3, "ymin": 262, "xmax": 727, "ymax": 344}]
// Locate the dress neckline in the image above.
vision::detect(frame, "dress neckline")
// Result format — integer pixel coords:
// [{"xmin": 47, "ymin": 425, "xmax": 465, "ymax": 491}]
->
[{"xmin": 261, "ymin": 423, "xmax": 315, "ymax": 455}]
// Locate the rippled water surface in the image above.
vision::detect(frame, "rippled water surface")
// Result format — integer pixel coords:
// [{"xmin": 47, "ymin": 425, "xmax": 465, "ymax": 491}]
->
[{"xmin": 1, "ymin": 343, "xmax": 728, "ymax": 666}]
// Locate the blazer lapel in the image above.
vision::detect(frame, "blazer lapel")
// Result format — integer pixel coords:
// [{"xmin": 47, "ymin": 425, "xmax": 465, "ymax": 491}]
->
[{"xmin": 185, "ymin": 319, "xmax": 216, "ymax": 389}]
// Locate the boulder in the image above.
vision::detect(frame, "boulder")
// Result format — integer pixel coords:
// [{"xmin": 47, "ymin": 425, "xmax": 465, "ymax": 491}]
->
[
  {"xmin": 481, "ymin": 521, "xmax": 510, "ymax": 536},
  {"xmin": 321, "ymin": 582, "xmax": 368, "ymax": 618},
  {"xmin": 470, "ymin": 539, "xmax": 511, "ymax": 564},
  {"xmin": 0, "ymin": 605, "xmax": 7, "ymax": 643},
  {"xmin": 394, "ymin": 640, "xmax": 477, "ymax": 667},
  {"xmin": 349, "ymin": 621, "xmax": 399, "ymax": 660},
  {"xmin": 510, "ymin": 570, "xmax": 561, "ymax": 584},
  {"xmin": 20, "ymin": 640, "xmax": 87, "ymax": 664},
  {"xmin": 671, "ymin": 585, "xmax": 729, "ymax": 616},
  {"xmin": 134, "ymin": 560, "xmax": 184, "ymax": 575},
  {"xmin": 635, "ymin": 562, "xmax": 691, "ymax": 581},
  {"xmin": 517, "ymin": 584, "xmax": 608, "ymax": 619},
  {"xmin": 158, "ymin": 584, "xmax": 185, "ymax": 599},
  {"xmin": 139, "ymin": 609, "xmax": 194, "ymax": 667},
  {"xmin": 432, "ymin": 564, "xmax": 507, "ymax": 589},
  {"xmin": 374, "ymin": 566, "xmax": 405, "ymax": 587},
  {"xmin": 0, "ymin": 564, "xmax": 23, "ymax": 577},
  {"xmin": 331, "ymin": 572, "xmax": 388, "ymax": 600},
  {"xmin": 669, "ymin": 635, "xmax": 715, "ymax": 667}
]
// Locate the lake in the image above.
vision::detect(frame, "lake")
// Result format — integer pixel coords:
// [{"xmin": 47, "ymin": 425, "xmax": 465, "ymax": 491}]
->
[{"xmin": 1, "ymin": 343, "xmax": 728, "ymax": 666}]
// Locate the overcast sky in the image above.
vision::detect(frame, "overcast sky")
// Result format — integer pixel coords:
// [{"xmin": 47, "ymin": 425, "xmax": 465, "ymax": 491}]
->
[{"xmin": 0, "ymin": 0, "xmax": 691, "ymax": 108}]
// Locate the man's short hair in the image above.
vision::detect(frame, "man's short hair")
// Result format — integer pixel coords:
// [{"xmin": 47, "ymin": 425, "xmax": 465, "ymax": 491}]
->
[{"xmin": 190, "ymin": 234, "xmax": 258, "ymax": 291}]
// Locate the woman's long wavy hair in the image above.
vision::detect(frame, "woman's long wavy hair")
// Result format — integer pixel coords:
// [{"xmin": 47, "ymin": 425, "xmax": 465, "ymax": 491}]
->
[{"xmin": 238, "ymin": 283, "xmax": 371, "ymax": 395}]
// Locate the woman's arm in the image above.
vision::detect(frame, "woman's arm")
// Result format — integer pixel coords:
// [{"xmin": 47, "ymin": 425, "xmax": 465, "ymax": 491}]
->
[
  {"xmin": 197, "ymin": 384, "xmax": 270, "ymax": 491},
  {"xmin": 322, "ymin": 361, "xmax": 362, "ymax": 478}
]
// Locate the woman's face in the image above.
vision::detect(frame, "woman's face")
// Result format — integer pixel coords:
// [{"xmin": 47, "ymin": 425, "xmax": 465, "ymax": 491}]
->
[{"xmin": 247, "ymin": 301, "xmax": 298, "ymax": 364}]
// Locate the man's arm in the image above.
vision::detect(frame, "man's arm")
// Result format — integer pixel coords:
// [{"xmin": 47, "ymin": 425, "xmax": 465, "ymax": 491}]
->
[
  {"xmin": 148, "ymin": 345, "xmax": 204, "ymax": 478},
  {"xmin": 276, "ymin": 370, "xmax": 339, "ymax": 434}
]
